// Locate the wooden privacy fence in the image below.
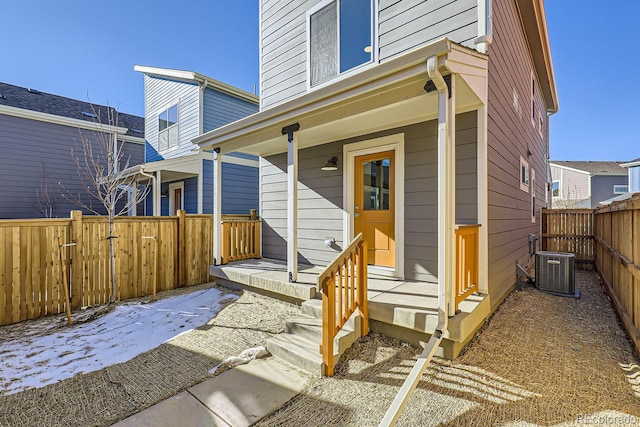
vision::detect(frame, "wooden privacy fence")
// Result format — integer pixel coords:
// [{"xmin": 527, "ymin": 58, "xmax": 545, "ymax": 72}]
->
[
  {"xmin": 593, "ymin": 196, "xmax": 640, "ymax": 355},
  {"xmin": 0, "ymin": 211, "xmax": 220, "ymax": 326},
  {"xmin": 455, "ymin": 224, "xmax": 480, "ymax": 312},
  {"xmin": 541, "ymin": 208, "xmax": 595, "ymax": 269},
  {"xmin": 317, "ymin": 233, "xmax": 368, "ymax": 376}
]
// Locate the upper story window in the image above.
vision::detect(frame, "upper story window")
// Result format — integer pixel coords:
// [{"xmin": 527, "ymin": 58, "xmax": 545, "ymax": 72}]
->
[
  {"xmin": 308, "ymin": 0, "xmax": 374, "ymax": 87},
  {"xmin": 158, "ymin": 104, "xmax": 178, "ymax": 151},
  {"xmin": 614, "ymin": 185, "xmax": 628, "ymax": 194}
]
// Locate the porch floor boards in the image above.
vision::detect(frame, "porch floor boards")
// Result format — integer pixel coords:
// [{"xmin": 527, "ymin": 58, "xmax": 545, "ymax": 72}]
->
[{"xmin": 210, "ymin": 258, "xmax": 489, "ymax": 348}]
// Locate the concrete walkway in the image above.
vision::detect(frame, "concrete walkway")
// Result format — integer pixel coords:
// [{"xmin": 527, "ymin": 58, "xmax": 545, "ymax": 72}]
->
[{"xmin": 115, "ymin": 357, "xmax": 307, "ymax": 427}]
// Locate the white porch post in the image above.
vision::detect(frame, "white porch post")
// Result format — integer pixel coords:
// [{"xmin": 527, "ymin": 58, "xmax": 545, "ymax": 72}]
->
[
  {"xmin": 213, "ymin": 148, "xmax": 223, "ymax": 265},
  {"xmin": 283, "ymin": 123, "xmax": 300, "ymax": 282},
  {"xmin": 446, "ymin": 76, "xmax": 456, "ymax": 314},
  {"xmin": 155, "ymin": 170, "xmax": 162, "ymax": 216},
  {"xmin": 197, "ymin": 159, "xmax": 204, "ymax": 214}
]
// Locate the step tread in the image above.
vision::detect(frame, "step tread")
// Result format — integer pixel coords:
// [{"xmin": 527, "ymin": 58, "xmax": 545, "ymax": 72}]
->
[{"xmin": 267, "ymin": 333, "xmax": 323, "ymax": 362}]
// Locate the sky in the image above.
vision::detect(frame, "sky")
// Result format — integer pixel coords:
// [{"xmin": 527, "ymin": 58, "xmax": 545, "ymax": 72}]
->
[{"xmin": 1, "ymin": 0, "xmax": 637, "ymax": 161}]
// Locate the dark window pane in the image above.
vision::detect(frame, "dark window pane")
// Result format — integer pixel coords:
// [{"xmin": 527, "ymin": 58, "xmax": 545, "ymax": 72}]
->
[
  {"xmin": 158, "ymin": 110, "xmax": 168, "ymax": 131},
  {"xmin": 340, "ymin": 0, "xmax": 372, "ymax": 72},
  {"xmin": 363, "ymin": 158, "xmax": 390, "ymax": 210},
  {"xmin": 310, "ymin": 2, "xmax": 337, "ymax": 85}
]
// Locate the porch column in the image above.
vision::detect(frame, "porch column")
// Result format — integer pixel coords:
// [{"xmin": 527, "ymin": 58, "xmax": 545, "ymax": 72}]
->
[
  {"xmin": 197, "ymin": 159, "xmax": 204, "ymax": 214},
  {"xmin": 430, "ymin": 64, "xmax": 456, "ymax": 317},
  {"xmin": 155, "ymin": 170, "xmax": 162, "ymax": 216},
  {"xmin": 282, "ymin": 123, "xmax": 300, "ymax": 282},
  {"xmin": 213, "ymin": 148, "xmax": 222, "ymax": 265}
]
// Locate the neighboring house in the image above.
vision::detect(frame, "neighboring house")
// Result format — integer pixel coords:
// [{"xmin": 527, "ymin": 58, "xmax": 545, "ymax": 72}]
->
[
  {"xmin": 195, "ymin": 0, "xmax": 558, "ymax": 364},
  {"xmin": 0, "ymin": 82, "xmax": 144, "ymax": 219},
  {"xmin": 550, "ymin": 161, "xmax": 628, "ymax": 208},
  {"xmin": 129, "ymin": 66, "xmax": 260, "ymax": 216},
  {"xmin": 621, "ymin": 157, "xmax": 640, "ymax": 193}
]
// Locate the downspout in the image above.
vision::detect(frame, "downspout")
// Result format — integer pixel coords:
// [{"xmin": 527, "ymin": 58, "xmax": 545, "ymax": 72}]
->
[
  {"xmin": 138, "ymin": 168, "xmax": 156, "ymax": 216},
  {"xmin": 379, "ymin": 55, "xmax": 454, "ymax": 426}
]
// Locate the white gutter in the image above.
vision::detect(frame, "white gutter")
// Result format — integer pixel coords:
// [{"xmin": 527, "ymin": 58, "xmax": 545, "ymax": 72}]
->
[
  {"xmin": 138, "ymin": 168, "xmax": 156, "ymax": 216},
  {"xmin": 379, "ymin": 55, "xmax": 455, "ymax": 426},
  {"xmin": 474, "ymin": 0, "xmax": 493, "ymax": 53}
]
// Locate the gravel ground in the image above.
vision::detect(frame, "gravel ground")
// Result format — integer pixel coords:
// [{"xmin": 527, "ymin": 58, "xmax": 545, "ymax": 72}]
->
[
  {"xmin": 258, "ymin": 270, "xmax": 640, "ymax": 426},
  {"xmin": 1, "ymin": 270, "xmax": 638, "ymax": 426},
  {"xmin": 0, "ymin": 283, "xmax": 301, "ymax": 427}
]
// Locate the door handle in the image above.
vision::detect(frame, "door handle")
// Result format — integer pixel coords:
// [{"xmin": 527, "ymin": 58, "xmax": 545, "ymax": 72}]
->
[
  {"xmin": 354, "ymin": 205, "xmax": 360, "ymax": 210},
  {"xmin": 354, "ymin": 213, "xmax": 360, "ymax": 217}
]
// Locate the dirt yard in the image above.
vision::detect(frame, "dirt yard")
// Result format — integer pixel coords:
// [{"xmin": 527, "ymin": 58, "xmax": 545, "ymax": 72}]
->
[
  {"xmin": 0, "ymin": 270, "xmax": 638, "ymax": 426},
  {"xmin": 258, "ymin": 270, "xmax": 640, "ymax": 426}
]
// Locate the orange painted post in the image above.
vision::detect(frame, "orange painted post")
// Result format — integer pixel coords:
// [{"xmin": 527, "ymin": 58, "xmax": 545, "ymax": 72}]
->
[
  {"xmin": 322, "ymin": 276, "xmax": 336, "ymax": 376},
  {"xmin": 361, "ymin": 241, "xmax": 369, "ymax": 335}
]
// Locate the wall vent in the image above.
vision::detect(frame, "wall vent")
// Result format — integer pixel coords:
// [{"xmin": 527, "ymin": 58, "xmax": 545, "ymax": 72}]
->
[{"xmin": 535, "ymin": 251, "xmax": 576, "ymax": 296}]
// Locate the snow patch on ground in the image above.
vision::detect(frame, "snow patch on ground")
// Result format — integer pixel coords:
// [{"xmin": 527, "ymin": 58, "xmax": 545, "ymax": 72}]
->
[{"xmin": 0, "ymin": 287, "xmax": 235, "ymax": 395}]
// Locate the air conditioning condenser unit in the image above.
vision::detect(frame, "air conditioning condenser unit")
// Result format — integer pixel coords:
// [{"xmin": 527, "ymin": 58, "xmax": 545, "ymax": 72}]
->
[{"xmin": 535, "ymin": 251, "xmax": 579, "ymax": 298}]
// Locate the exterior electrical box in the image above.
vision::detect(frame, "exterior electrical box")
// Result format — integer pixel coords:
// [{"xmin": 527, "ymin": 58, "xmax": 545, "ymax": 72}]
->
[{"xmin": 535, "ymin": 251, "xmax": 575, "ymax": 295}]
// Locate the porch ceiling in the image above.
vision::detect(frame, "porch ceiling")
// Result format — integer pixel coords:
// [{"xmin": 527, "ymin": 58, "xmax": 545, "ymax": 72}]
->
[{"xmin": 195, "ymin": 39, "xmax": 488, "ymax": 158}]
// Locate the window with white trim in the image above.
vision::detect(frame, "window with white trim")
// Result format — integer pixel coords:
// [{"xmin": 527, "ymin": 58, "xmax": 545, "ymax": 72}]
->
[
  {"xmin": 158, "ymin": 104, "xmax": 178, "ymax": 151},
  {"xmin": 552, "ymin": 180, "xmax": 560, "ymax": 197},
  {"xmin": 614, "ymin": 185, "xmax": 628, "ymax": 194},
  {"xmin": 308, "ymin": 0, "xmax": 374, "ymax": 87},
  {"xmin": 520, "ymin": 156, "xmax": 530, "ymax": 192},
  {"xmin": 531, "ymin": 169, "xmax": 536, "ymax": 223}
]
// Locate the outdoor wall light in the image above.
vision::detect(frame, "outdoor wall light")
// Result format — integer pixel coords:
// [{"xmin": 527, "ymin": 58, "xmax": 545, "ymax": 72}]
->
[{"xmin": 321, "ymin": 156, "xmax": 339, "ymax": 171}]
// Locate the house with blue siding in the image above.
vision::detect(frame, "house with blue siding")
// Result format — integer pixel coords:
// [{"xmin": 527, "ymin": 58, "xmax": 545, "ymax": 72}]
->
[
  {"xmin": 0, "ymin": 82, "xmax": 145, "ymax": 219},
  {"xmin": 621, "ymin": 157, "xmax": 640, "ymax": 193},
  {"xmin": 128, "ymin": 66, "xmax": 259, "ymax": 216}
]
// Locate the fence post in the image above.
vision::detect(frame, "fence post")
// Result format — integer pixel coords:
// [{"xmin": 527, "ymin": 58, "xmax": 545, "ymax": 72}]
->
[
  {"xmin": 177, "ymin": 209, "xmax": 186, "ymax": 287},
  {"xmin": 71, "ymin": 211, "xmax": 83, "ymax": 310}
]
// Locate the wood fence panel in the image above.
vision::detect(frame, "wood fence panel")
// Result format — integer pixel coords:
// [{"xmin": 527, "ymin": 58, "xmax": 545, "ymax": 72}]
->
[{"xmin": 541, "ymin": 209, "xmax": 594, "ymax": 269}]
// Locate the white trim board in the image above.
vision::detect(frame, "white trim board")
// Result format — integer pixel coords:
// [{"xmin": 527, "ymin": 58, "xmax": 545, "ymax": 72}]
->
[
  {"xmin": 343, "ymin": 133, "xmax": 405, "ymax": 279},
  {"xmin": 168, "ymin": 181, "xmax": 185, "ymax": 215}
]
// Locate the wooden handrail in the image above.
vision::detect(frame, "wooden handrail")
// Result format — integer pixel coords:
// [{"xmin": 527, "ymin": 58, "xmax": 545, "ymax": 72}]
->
[
  {"xmin": 317, "ymin": 233, "xmax": 368, "ymax": 376},
  {"xmin": 455, "ymin": 224, "xmax": 480, "ymax": 312}
]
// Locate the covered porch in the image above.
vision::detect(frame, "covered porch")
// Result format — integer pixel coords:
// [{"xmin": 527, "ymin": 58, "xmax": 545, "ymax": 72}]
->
[{"xmin": 211, "ymin": 257, "xmax": 489, "ymax": 358}]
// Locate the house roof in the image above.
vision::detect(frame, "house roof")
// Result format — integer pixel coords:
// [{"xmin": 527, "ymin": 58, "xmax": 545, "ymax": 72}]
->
[
  {"xmin": 133, "ymin": 65, "xmax": 259, "ymax": 105},
  {"xmin": 550, "ymin": 161, "xmax": 628, "ymax": 176},
  {"xmin": 620, "ymin": 157, "xmax": 640, "ymax": 168},
  {"xmin": 0, "ymin": 82, "xmax": 144, "ymax": 138},
  {"xmin": 517, "ymin": 0, "xmax": 559, "ymax": 113}
]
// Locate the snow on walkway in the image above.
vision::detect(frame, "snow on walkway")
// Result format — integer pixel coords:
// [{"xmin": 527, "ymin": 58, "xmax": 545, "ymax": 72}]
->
[{"xmin": 0, "ymin": 287, "xmax": 236, "ymax": 395}]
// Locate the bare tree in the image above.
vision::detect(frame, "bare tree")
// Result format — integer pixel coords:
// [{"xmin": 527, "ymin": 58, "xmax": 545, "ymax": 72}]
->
[
  {"xmin": 64, "ymin": 104, "xmax": 149, "ymax": 304},
  {"xmin": 35, "ymin": 162, "xmax": 59, "ymax": 218}
]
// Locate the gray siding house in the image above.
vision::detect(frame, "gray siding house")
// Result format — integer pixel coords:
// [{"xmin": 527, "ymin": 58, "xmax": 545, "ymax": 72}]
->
[
  {"xmin": 196, "ymin": 0, "xmax": 558, "ymax": 360},
  {"xmin": 550, "ymin": 161, "xmax": 628, "ymax": 208},
  {"xmin": 130, "ymin": 66, "xmax": 260, "ymax": 216},
  {"xmin": 0, "ymin": 82, "xmax": 144, "ymax": 219}
]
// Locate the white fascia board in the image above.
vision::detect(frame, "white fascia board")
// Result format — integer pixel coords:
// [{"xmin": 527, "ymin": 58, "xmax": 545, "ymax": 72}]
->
[
  {"xmin": 620, "ymin": 160, "xmax": 640, "ymax": 168},
  {"xmin": 549, "ymin": 162, "xmax": 592, "ymax": 176},
  {"xmin": 0, "ymin": 104, "xmax": 130, "ymax": 136},
  {"xmin": 134, "ymin": 65, "xmax": 258, "ymax": 105},
  {"xmin": 193, "ymin": 38, "xmax": 457, "ymax": 151}
]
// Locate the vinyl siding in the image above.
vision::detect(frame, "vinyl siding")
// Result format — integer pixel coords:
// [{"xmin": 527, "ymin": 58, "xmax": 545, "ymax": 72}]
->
[
  {"xmin": 260, "ymin": 0, "xmax": 479, "ymax": 109},
  {"xmin": 550, "ymin": 164, "xmax": 590, "ymax": 208},
  {"xmin": 0, "ymin": 113, "xmax": 144, "ymax": 219},
  {"xmin": 590, "ymin": 175, "xmax": 628, "ymax": 208},
  {"xmin": 143, "ymin": 75, "xmax": 199, "ymax": 161},
  {"xmin": 260, "ymin": 112, "xmax": 477, "ymax": 277},
  {"xmin": 630, "ymin": 166, "xmax": 640, "ymax": 193},
  {"xmin": 202, "ymin": 88, "xmax": 258, "ymax": 133},
  {"xmin": 485, "ymin": 0, "xmax": 550, "ymax": 310}
]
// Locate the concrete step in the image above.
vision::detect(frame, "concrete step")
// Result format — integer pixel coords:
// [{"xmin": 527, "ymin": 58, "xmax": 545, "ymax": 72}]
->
[
  {"xmin": 301, "ymin": 299, "xmax": 322, "ymax": 318},
  {"xmin": 266, "ymin": 333, "xmax": 325, "ymax": 377},
  {"xmin": 285, "ymin": 314, "xmax": 361, "ymax": 355}
]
